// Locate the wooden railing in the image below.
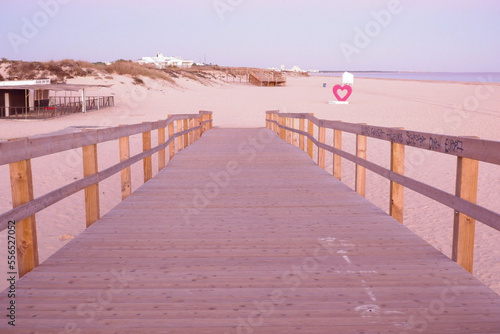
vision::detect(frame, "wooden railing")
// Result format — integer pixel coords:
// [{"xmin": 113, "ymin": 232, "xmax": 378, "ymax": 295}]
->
[
  {"xmin": 0, "ymin": 111, "xmax": 213, "ymax": 277},
  {"xmin": 266, "ymin": 110, "xmax": 500, "ymax": 273},
  {"xmin": 249, "ymin": 71, "xmax": 286, "ymax": 87}
]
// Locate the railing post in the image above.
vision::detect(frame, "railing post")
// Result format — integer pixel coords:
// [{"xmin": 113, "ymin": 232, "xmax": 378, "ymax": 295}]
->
[
  {"xmin": 293, "ymin": 118, "xmax": 299, "ymax": 147},
  {"xmin": 176, "ymin": 119, "xmax": 184, "ymax": 151},
  {"xmin": 333, "ymin": 124, "xmax": 342, "ymax": 181},
  {"xmin": 355, "ymin": 124, "xmax": 367, "ymax": 197},
  {"xmin": 200, "ymin": 112, "xmax": 206, "ymax": 135},
  {"xmin": 318, "ymin": 123, "xmax": 326, "ymax": 169},
  {"xmin": 299, "ymin": 118, "xmax": 305, "ymax": 151},
  {"xmin": 390, "ymin": 128, "xmax": 405, "ymax": 224},
  {"xmin": 168, "ymin": 116, "xmax": 176, "ymax": 160},
  {"xmin": 452, "ymin": 152, "xmax": 479, "ymax": 274},
  {"xmin": 183, "ymin": 119, "xmax": 189, "ymax": 148},
  {"xmin": 9, "ymin": 148, "xmax": 39, "ymax": 278},
  {"xmin": 197, "ymin": 115, "xmax": 202, "ymax": 140},
  {"xmin": 287, "ymin": 117, "xmax": 292, "ymax": 144},
  {"xmin": 197, "ymin": 116, "xmax": 202, "ymax": 140},
  {"xmin": 82, "ymin": 139, "xmax": 100, "ymax": 228},
  {"xmin": 279, "ymin": 116, "xmax": 286, "ymax": 140},
  {"xmin": 158, "ymin": 125, "xmax": 166, "ymax": 171},
  {"xmin": 307, "ymin": 114, "xmax": 315, "ymax": 159},
  {"xmin": 142, "ymin": 124, "xmax": 152, "ymax": 183},
  {"xmin": 188, "ymin": 118, "xmax": 193, "ymax": 145},
  {"xmin": 119, "ymin": 126, "xmax": 132, "ymax": 200}
]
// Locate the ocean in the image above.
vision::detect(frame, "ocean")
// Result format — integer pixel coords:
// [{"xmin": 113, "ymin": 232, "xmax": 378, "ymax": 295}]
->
[{"xmin": 312, "ymin": 72, "xmax": 500, "ymax": 83}]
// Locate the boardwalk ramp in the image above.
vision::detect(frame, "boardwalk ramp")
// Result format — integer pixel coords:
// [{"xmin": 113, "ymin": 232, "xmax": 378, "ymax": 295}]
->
[
  {"xmin": 1, "ymin": 128, "xmax": 500, "ymax": 333},
  {"xmin": 249, "ymin": 71, "xmax": 286, "ymax": 86}
]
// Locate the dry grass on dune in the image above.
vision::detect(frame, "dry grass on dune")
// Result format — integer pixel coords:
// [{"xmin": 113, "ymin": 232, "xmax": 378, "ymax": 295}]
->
[
  {"xmin": 0, "ymin": 58, "xmax": 300, "ymax": 87},
  {"xmin": 94, "ymin": 61, "xmax": 175, "ymax": 84},
  {"xmin": 1, "ymin": 59, "xmax": 94, "ymax": 82},
  {"xmin": 1, "ymin": 59, "xmax": 176, "ymax": 85}
]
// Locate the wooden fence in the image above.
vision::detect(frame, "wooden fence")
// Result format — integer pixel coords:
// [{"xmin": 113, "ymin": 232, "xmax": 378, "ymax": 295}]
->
[
  {"xmin": 0, "ymin": 111, "xmax": 213, "ymax": 278},
  {"xmin": 266, "ymin": 110, "xmax": 500, "ymax": 274},
  {"xmin": 0, "ymin": 96, "xmax": 114, "ymax": 119}
]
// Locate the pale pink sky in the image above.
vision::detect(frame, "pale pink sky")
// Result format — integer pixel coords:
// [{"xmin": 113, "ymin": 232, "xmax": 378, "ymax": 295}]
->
[{"xmin": 1, "ymin": 0, "xmax": 500, "ymax": 71}]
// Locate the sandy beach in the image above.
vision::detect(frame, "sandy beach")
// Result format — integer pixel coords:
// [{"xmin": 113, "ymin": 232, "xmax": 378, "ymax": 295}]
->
[{"xmin": 0, "ymin": 73, "xmax": 499, "ymax": 295}]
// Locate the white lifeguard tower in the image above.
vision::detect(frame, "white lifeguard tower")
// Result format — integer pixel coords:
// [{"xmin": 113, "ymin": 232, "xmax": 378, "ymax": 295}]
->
[{"xmin": 342, "ymin": 71, "xmax": 354, "ymax": 85}]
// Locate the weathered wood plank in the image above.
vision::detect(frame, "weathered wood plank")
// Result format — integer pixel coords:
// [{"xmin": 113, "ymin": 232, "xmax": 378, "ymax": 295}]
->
[
  {"xmin": 1, "ymin": 128, "xmax": 499, "ymax": 333},
  {"xmin": 0, "ymin": 112, "xmax": 213, "ymax": 165},
  {"xmin": 390, "ymin": 128, "xmax": 405, "ymax": 224},
  {"xmin": 119, "ymin": 131, "xmax": 132, "ymax": 200},
  {"xmin": 452, "ymin": 155, "xmax": 479, "ymax": 273},
  {"xmin": 82, "ymin": 142, "xmax": 100, "ymax": 227},
  {"xmin": 9, "ymin": 157, "xmax": 39, "ymax": 277}
]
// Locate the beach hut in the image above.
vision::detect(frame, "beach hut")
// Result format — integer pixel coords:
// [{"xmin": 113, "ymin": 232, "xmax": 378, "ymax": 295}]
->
[
  {"xmin": 342, "ymin": 71, "xmax": 354, "ymax": 85},
  {"xmin": 0, "ymin": 79, "xmax": 113, "ymax": 119}
]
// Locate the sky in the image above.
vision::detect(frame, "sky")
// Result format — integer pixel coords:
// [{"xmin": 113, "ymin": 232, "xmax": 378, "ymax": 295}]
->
[{"xmin": 1, "ymin": 0, "xmax": 500, "ymax": 71}]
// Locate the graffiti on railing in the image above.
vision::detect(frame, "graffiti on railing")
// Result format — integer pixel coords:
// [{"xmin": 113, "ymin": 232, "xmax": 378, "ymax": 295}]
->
[
  {"xmin": 445, "ymin": 139, "xmax": 464, "ymax": 154},
  {"xmin": 406, "ymin": 132, "xmax": 427, "ymax": 147},
  {"xmin": 428, "ymin": 137, "xmax": 442, "ymax": 151},
  {"xmin": 361, "ymin": 125, "xmax": 465, "ymax": 156}
]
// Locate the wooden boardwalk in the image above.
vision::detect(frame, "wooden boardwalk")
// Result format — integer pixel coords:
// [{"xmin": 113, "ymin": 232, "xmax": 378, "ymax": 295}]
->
[
  {"xmin": 1, "ymin": 128, "xmax": 500, "ymax": 333},
  {"xmin": 249, "ymin": 71, "xmax": 286, "ymax": 86}
]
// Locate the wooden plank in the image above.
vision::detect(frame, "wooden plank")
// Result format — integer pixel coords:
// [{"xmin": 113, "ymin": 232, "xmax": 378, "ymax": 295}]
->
[
  {"xmin": 0, "ymin": 113, "xmax": 214, "ymax": 167},
  {"xmin": 142, "ymin": 128, "xmax": 152, "ymax": 183},
  {"xmin": 9, "ymin": 157, "xmax": 39, "ymax": 277},
  {"xmin": 266, "ymin": 111, "xmax": 500, "ymax": 165},
  {"xmin": 196, "ymin": 116, "xmax": 202, "ymax": 141},
  {"xmin": 168, "ymin": 115, "xmax": 176, "ymax": 160},
  {"xmin": 452, "ymin": 155, "xmax": 479, "ymax": 273},
  {"xmin": 299, "ymin": 118, "xmax": 305, "ymax": 151},
  {"xmin": 279, "ymin": 116, "xmax": 286, "ymax": 140},
  {"xmin": 200, "ymin": 113, "xmax": 207, "ymax": 136},
  {"xmin": 189, "ymin": 119, "xmax": 194, "ymax": 145},
  {"xmin": 119, "ymin": 130, "xmax": 132, "ymax": 200},
  {"xmin": 2, "ymin": 128, "xmax": 499, "ymax": 333},
  {"xmin": 287, "ymin": 117, "xmax": 292, "ymax": 144},
  {"xmin": 0, "ymin": 135, "xmax": 182, "ymax": 230},
  {"xmin": 355, "ymin": 127, "xmax": 367, "ymax": 197},
  {"xmin": 307, "ymin": 114, "xmax": 314, "ymax": 159},
  {"xmin": 390, "ymin": 128, "xmax": 405, "ymax": 224},
  {"xmin": 158, "ymin": 126, "xmax": 166, "ymax": 171},
  {"xmin": 293, "ymin": 118, "xmax": 299, "ymax": 147},
  {"xmin": 183, "ymin": 119, "xmax": 189, "ymax": 148},
  {"xmin": 177, "ymin": 120, "xmax": 184, "ymax": 151},
  {"xmin": 82, "ymin": 143, "xmax": 100, "ymax": 227},
  {"xmin": 270, "ymin": 120, "xmax": 500, "ymax": 232},
  {"xmin": 318, "ymin": 125, "xmax": 326, "ymax": 169},
  {"xmin": 333, "ymin": 125, "xmax": 342, "ymax": 181}
]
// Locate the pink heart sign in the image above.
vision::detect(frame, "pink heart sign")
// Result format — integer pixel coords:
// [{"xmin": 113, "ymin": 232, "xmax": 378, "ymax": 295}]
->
[{"xmin": 332, "ymin": 85, "xmax": 352, "ymax": 101}]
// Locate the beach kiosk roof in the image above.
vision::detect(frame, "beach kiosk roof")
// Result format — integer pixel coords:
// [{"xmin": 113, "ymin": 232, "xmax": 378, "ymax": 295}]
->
[{"xmin": 0, "ymin": 80, "xmax": 112, "ymax": 92}]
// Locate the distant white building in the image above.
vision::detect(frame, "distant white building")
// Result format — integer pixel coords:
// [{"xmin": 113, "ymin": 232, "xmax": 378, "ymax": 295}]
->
[
  {"xmin": 291, "ymin": 65, "xmax": 306, "ymax": 73},
  {"xmin": 342, "ymin": 71, "xmax": 354, "ymax": 85},
  {"xmin": 137, "ymin": 52, "xmax": 194, "ymax": 69}
]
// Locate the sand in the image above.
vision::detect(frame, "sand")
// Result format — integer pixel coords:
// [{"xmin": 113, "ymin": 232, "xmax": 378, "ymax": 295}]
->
[{"xmin": 0, "ymin": 73, "xmax": 499, "ymax": 295}]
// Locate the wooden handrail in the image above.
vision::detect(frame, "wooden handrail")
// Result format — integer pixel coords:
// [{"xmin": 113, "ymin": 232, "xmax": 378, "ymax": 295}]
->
[
  {"xmin": 267, "ymin": 111, "xmax": 500, "ymax": 165},
  {"xmin": 266, "ymin": 110, "xmax": 500, "ymax": 274},
  {"xmin": 0, "ymin": 113, "xmax": 210, "ymax": 165},
  {"xmin": 0, "ymin": 111, "xmax": 213, "ymax": 277}
]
